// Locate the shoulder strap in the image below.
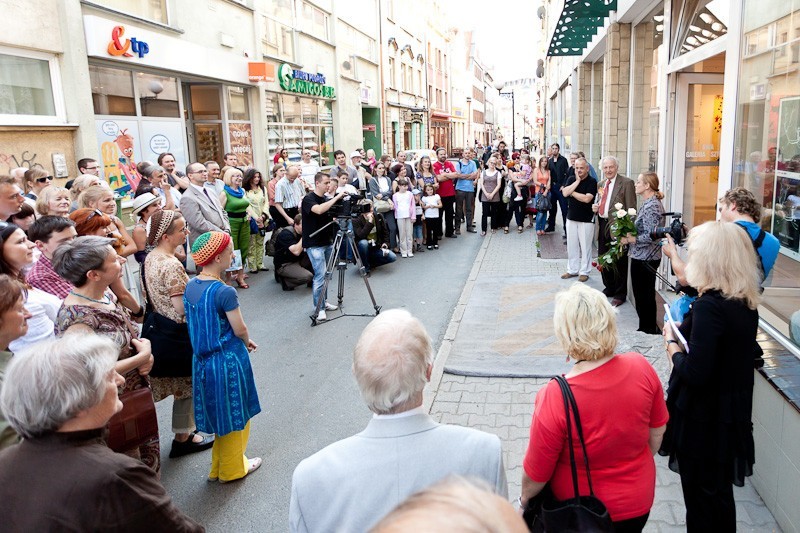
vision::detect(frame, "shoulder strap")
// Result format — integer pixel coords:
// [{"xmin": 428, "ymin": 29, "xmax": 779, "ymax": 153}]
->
[
  {"xmin": 553, "ymin": 376, "xmax": 596, "ymax": 498},
  {"xmin": 735, "ymin": 223, "xmax": 767, "ymax": 276}
]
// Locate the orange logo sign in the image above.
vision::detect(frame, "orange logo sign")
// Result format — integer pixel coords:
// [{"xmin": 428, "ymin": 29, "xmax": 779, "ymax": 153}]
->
[{"xmin": 107, "ymin": 26, "xmax": 150, "ymax": 59}]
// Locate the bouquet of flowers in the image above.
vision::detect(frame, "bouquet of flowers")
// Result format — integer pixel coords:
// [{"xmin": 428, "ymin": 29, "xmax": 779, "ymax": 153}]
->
[{"xmin": 598, "ymin": 203, "xmax": 637, "ymax": 268}]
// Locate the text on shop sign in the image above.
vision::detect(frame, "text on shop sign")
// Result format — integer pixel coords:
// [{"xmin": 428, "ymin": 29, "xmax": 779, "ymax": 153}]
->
[
  {"xmin": 107, "ymin": 25, "xmax": 150, "ymax": 59},
  {"xmin": 278, "ymin": 64, "xmax": 336, "ymax": 99}
]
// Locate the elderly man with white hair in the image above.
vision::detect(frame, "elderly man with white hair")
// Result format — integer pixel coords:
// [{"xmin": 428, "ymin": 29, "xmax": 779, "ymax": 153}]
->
[{"xmin": 289, "ymin": 309, "xmax": 507, "ymax": 533}]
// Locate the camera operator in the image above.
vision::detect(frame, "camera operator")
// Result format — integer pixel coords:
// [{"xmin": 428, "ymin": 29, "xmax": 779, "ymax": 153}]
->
[
  {"xmin": 353, "ymin": 200, "xmax": 397, "ymax": 276},
  {"xmin": 664, "ymin": 187, "xmax": 779, "ymax": 288},
  {"xmin": 302, "ymin": 172, "xmax": 345, "ymax": 320},
  {"xmin": 274, "ymin": 214, "xmax": 313, "ymax": 291}
]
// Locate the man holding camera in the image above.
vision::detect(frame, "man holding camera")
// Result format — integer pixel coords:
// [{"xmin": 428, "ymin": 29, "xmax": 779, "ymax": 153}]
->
[
  {"xmin": 302, "ymin": 173, "xmax": 346, "ymax": 321},
  {"xmin": 353, "ymin": 201, "xmax": 397, "ymax": 276},
  {"xmin": 274, "ymin": 214, "xmax": 313, "ymax": 291}
]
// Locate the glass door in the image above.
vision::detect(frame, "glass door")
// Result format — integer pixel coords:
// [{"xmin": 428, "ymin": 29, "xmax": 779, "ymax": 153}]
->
[
  {"xmin": 184, "ymin": 84, "xmax": 224, "ymax": 164},
  {"xmin": 672, "ymin": 74, "xmax": 725, "ymax": 228}
]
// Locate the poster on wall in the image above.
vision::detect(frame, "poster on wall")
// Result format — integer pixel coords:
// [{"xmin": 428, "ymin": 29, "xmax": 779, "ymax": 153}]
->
[
  {"xmin": 95, "ymin": 119, "xmax": 143, "ymax": 194},
  {"xmin": 139, "ymin": 121, "xmax": 187, "ymax": 173},
  {"xmin": 774, "ymin": 96, "xmax": 800, "ymax": 257},
  {"xmin": 228, "ymin": 123, "xmax": 254, "ymax": 167}
]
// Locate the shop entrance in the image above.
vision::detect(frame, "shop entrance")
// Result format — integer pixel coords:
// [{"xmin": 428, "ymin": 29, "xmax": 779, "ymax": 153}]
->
[
  {"xmin": 671, "ymin": 73, "xmax": 725, "ymax": 228},
  {"xmin": 183, "ymin": 84, "xmax": 253, "ymax": 167}
]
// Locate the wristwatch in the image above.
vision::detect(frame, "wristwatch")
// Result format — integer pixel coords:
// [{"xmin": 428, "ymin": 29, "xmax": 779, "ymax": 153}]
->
[{"xmin": 665, "ymin": 339, "xmax": 679, "ymax": 346}]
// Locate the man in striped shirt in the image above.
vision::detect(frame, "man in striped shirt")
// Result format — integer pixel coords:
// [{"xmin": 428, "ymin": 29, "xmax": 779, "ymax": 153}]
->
[{"xmin": 274, "ymin": 164, "xmax": 307, "ymax": 228}]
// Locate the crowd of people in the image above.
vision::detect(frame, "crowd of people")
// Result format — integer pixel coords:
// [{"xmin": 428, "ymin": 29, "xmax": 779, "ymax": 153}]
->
[{"xmin": 0, "ymin": 136, "xmax": 778, "ymax": 531}]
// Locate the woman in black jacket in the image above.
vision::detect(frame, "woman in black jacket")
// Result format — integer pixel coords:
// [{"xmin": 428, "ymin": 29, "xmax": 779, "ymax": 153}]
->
[{"xmin": 660, "ymin": 221, "xmax": 761, "ymax": 532}]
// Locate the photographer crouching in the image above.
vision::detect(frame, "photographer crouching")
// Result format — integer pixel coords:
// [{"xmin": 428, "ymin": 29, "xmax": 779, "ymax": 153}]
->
[
  {"xmin": 353, "ymin": 200, "xmax": 397, "ymax": 277},
  {"xmin": 301, "ymin": 172, "xmax": 346, "ymax": 321}
]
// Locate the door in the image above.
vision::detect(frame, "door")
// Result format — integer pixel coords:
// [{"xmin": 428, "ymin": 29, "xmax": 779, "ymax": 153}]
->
[
  {"xmin": 672, "ymin": 74, "xmax": 725, "ymax": 228},
  {"xmin": 184, "ymin": 84, "xmax": 224, "ymax": 164}
]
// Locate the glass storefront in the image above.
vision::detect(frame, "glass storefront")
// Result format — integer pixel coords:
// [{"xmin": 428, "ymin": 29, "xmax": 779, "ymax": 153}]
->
[
  {"xmin": 265, "ymin": 92, "xmax": 333, "ymax": 167},
  {"xmin": 732, "ymin": 0, "xmax": 800, "ymax": 347}
]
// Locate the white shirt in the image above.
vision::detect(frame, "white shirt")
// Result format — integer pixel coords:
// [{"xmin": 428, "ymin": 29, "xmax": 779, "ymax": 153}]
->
[
  {"xmin": 601, "ymin": 175, "xmax": 616, "ymax": 218},
  {"xmin": 9, "ymin": 287, "xmax": 59, "ymax": 355},
  {"xmin": 300, "ymin": 160, "xmax": 320, "ymax": 189}
]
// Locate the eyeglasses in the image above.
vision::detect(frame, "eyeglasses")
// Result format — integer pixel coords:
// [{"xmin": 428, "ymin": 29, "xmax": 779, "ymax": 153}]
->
[
  {"xmin": 36, "ymin": 176, "xmax": 54, "ymax": 183},
  {"xmin": 189, "ymin": 170, "xmax": 209, "ymax": 175},
  {"xmin": 85, "ymin": 166, "xmax": 99, "ymax": 171}
]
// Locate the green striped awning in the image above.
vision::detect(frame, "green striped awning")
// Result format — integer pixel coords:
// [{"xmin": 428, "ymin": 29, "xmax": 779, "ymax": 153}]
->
[{"xmin": 548, "ymin": 0, "xmax": 617, "ymax": 56}]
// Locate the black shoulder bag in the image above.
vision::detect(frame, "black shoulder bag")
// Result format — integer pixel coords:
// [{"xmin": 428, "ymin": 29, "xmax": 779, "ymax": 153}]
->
[{"xmin": 524, "ymin": 376, "xmax": 613, "ymax": 532}]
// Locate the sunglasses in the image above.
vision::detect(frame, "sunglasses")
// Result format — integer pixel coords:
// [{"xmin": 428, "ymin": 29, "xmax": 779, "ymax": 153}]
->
[
  {"xmin": 36, "ymin": 176, "xmax": 54, "ymax": 183},
  {"xmin": 87, "ymin": 208, "xmax": 105, "ymax": 220}
]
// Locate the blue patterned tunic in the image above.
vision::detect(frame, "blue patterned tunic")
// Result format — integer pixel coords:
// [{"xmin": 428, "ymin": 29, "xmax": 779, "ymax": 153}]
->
[{"xmin": 184, "ymin": 279, "xmax": 261, "ymax": 436}]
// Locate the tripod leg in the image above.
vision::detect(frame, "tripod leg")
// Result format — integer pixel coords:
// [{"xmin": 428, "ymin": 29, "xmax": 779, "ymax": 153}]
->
[{"xmin": 346, "ymin": 233, "xmax": 381, "ymax": 316}]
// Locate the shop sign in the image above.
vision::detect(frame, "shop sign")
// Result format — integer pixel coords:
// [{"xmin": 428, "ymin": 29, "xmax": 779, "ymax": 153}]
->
[
  {"xmin": 278, "ymin": 64, "xmax": 336, "ymax": 99},
  {"xmin": 362, "ymin": 124, "xmax": 376, "ymax": 132},
  {"xmin": 228, "ymin": 123, "xmax": 254, "ymax": 167},
  {"xmin": 248, "ymin": 62, "xmax": 275, "ymax": 83},
  {"xmin": 107, "ymin": 25, "xmax": 150, "ymax": 59}
]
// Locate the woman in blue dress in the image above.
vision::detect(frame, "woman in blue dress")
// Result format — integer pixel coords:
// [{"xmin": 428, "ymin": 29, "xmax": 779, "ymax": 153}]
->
[{"xmin": 184, "ymin": 231, "xmax": 261, "ymax": 483}]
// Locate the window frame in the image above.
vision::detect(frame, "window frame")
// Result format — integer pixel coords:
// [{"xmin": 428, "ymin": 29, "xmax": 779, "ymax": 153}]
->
[
  {"xmin": 83, "ymin": 0, "xmax": 170, "ymax": 26},
  {"xmin": 0, "ymin": 45, "xmax": 67, "ymax": 126},
  {"xmin": 299, "ymin": 1, "xmax": 330, "ymax": 42}
]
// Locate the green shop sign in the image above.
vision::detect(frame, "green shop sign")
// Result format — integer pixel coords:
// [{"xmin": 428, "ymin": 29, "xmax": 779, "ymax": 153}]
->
[{"xmin": 278, "ymin": 64, "xmax": 336, "ymax": 99}]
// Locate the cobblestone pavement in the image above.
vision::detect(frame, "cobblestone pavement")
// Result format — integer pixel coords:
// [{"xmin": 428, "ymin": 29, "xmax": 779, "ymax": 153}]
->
[{"xmin": 426, "ymin": 228, "xmax": 781, "ymax": 532}]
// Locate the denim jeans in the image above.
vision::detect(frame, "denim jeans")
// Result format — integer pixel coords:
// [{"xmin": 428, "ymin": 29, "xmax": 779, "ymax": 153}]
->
[
  {"xmin": 356, "ymin": 240, "xmax": 397, "ymax": 272},
  {"xmin": 307, "ymin": 245, "xmax": 332, "ymax": 308}
]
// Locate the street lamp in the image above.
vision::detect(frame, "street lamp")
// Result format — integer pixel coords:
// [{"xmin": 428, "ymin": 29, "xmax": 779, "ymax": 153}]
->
[{"xmin": 494, "ymin": 81, "xmax": 515, "ymax": 152}]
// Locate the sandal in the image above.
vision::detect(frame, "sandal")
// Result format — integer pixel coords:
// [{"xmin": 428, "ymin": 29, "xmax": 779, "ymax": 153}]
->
[
  {"xmin": 491, "ymin": 229, "xmax": 497, "ymax": 234},
  {"xmin": 218, "ymin": 457, "xmax": 263, "ymax": 484},
  {"xmin": 517, "ymin": 227, "xmax": 523, "ymax": 234},
  {"xmin": 504, "ymin": 228, "xmax": 509, "ymax": 234},
  {"xmin": 481, "ymin": 231, "xmax": 486, "ymax": 236},
  {"xmin": 235, "ymin": 279, "xmax": 249, "ymax": 289}
]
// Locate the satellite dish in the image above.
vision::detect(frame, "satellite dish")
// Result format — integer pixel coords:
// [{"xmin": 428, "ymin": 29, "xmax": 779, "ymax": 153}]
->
[{"xmin": 342, "ymin": 60, "xmax": 352, "ymax": 70}]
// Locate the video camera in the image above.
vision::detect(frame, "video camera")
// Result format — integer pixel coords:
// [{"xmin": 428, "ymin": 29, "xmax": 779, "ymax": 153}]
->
[
  {"xmin": 650, "ymin": 212, "xmax": 687, "ymax": 245},
  {"xmin": 328, "ymin": 193, "xmax": 372, "ymax": 218}
]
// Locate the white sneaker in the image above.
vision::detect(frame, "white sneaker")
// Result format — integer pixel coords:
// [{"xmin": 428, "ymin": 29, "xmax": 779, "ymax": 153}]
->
[
  {"xmin": 408, "ymin": 252, "xmax": 414, "ymax": 257},
  {"xmin": 324, "ymin": 302, "xmax": 338, "ymax": 311},
  {"xmin": 401, "ymin": 254, "xmax": 408, "ymax": 258},
  {"xmin": 514, "ymin": 195, "xmax": 523, "ymax": 201},
  {"xmin": 316, "ymin": 310, "xmax": 327, "ymax": 321}
]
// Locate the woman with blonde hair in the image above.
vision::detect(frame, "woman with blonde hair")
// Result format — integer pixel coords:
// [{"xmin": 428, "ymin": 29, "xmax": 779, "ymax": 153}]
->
[
  {"xmin": 620, "ymin": 172, "xmax": 665, "ymax": 334},
  {"xmin": 218, "ymin": 166, "xmax": 251, "ymax": 289},
  {"xmin": 68, "ymin": 175, "xmax": 102, "ymax": 212},
  {"xmin": 22, "ymin": 168, "xmax": 52, "ymax": 201},
  {"xmin": 660, "ymin": 221, "xmax": 760, "ymax": 531},
  {"xmin": 521, "ymin": 283, "xmax": 668, "ymax": 532},
  {"xmin": 77, "ymin": 186, "xmax": 137, "ymax": 257},
  {"xmin": 35, "ymin": 186, "xmax": 71, "ymax": 218}
]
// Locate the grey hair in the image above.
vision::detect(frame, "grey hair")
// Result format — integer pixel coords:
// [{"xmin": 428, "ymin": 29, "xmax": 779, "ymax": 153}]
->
[
  {"xmin": 140, "ymin": 165, "xmax": 166, "ymax": 179},
  {"xmin": 352, "ymin": 309, "xmax": 433, "ymax": 414},
  {"xmin": 601, "ymin": 155, "xmax": 619, "ymax": 168},
  {"xmin": 1, "ymin": 334, "xmax": 119, "ymax": 438},
  {"xmin": 52, "ymin": 235, "xmax": 115, "ymax": 287}
]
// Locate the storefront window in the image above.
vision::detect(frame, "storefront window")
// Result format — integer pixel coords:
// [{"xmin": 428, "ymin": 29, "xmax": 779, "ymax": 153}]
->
[
  {"xmin": 90, "ymin": 0, "xmax": 168, "ymax": 24},
  {"xmin": 227, "ymin": 87, "xmax": 250, "ymax": 121},
  {"xmin": 282, "ymin": 95, "xmax": 302, "ymax": 124},
  {"xmin": 190, "ymin": 85, "xmax": 221, "ymax": 120},
  {"xmin": 630, "ymin": 10, "xmax": 664, "ymax": 175},
  {"xmin": 136, "ymin": 73, "xmax": 179, "ymax": 118},
  {"xmin": 733, "ymin": 0, "xmax": 800, "ymax": 347},
  {"xmin": 266, "ymin": 93, "xmax": 334, "ymax": 166},
  {"xmin": 671, "ymin": 0, "xmax": 727, "ymax": 58},
  {"xmin": 0, "ymin": 52, "xmax": 56, "ymax": 117},
  {"xmin": 90, "ymin": 65, "xmax": 135, "ymax": 116}
]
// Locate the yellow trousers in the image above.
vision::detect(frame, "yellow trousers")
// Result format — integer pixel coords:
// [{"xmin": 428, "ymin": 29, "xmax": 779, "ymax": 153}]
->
[{"xmin": 209, "ymin": 421, "xmax": 251, "ymax": 482}]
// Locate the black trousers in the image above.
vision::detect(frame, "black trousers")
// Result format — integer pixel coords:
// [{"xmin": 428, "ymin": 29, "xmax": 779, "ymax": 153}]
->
[
  {"xmin": 598, "ymin": 217, "xmax": 629, "ymax": 299},
  {"xmin": 441, "ymin": 195, "xmax": 456, "ymax": 236},
  {"xmin": 680, "ymin": 469, "xmax": 736, "ymax": 532},
  {"xmin": 425, "ymin": 218, "xmax": 439, "ymax": 246},
  {"xmin": 481, "ymin": 201, "xmax": 503, "ymax": 232},
  {"xmin": 612, "ymin": 512, "xmax": 650, "ymax": 533},
  {"xmin": 630, "ymin": 258, "xmax": 661, "ymax": 333},
  {"xmin": 546, "ymin": 187, "xmax": 568, "ymax": 232}
]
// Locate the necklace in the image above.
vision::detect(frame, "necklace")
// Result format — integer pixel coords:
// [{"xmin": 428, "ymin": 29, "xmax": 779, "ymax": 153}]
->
[
  {"xmin": 69, "ymin": 290, "xmax": 112, "ymax": 305},
  {"xmin": 198, "ymin": 272, "xmax": 224, "ymax": 283}
]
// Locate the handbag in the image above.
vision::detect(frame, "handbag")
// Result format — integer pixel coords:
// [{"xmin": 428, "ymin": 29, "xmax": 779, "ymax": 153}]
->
[
  {"xmin": 536, "ymin": 192, "xmax": 552, "ymax": 212},
  {"xmin": 249, "ymin": 217, "xmax": 259, "ymax": 234},
  {"xmin": 106, "ymin": 383, "xmax": 158, "ymax": 453},
  {"xmin": 373, "ymin": 198, "xmax": 393, "ymax": 214},
  {"xmin": 502, "ymin": 178, "xmax": 513, "ymax": 204},
  {"xmin": 141, "ymin": 311, "xmax": 193, "ymax": 377},
  {"xmin": 523, "ymin": 376, "xmax": 613, "ymax": 532}
]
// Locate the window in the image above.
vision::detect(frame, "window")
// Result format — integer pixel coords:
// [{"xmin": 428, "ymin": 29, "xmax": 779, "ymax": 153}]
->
[
  {"xmin": 388, "ymin": 57, "xmax": 396, "ymax": 88},
  {"xmin": 137, "ymin": 73, "xmax": 179, "ymax": 118},
  {"xmin": 0, "ymin": 52, "xmax": 57, "ymax": 119},
  {"xmin": 264, "ymin": 0, "xmax": 293, "ymax": 22},
  {"xmin": 87, "ymin": 0, "xmax": 167, "ymax": 24},
  {"xmin": 402, "ymin": 64, "xmax": 411, "ymax": 92},
  {"xmin": 417, "ymin": 71, "xmax": 422, "ymax": 96},
  {"xmin": 300, "ymin": 2, "xmax": 329, "ymax": 41},
  {"xmin": 266, "ymin": 93, "xmax": 334, "ymax": 166},
  {"xmin": 227, "ymin": 86, "xmax": 250, "ymax": 121},
  {"xmin": 263, "ymin": 16, "xmax": 295, "ymax": 61},
  {"xmin": 90, "ymin": 65, "xmax": 135, "ymax": 116},
  {"xmin": 342, "ymin": 23, "xmax": 376, "ymax": 62}
]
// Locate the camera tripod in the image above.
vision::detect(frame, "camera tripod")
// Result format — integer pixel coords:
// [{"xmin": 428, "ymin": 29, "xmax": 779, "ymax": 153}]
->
[{"xmin": 309, "ymin": 218, "xmax": 381, "ymax": 326}]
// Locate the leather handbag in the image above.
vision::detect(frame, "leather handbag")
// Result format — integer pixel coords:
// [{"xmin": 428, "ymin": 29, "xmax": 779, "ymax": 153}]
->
[
  {"xmin": 141, "ymin": 311, "xmax": 193, "ymax": 377},
  {"xmin": 106, "ymin": 384, "xmax": 158, "ymax": 453},
  {"xmin": 524, "ymin": 376, "xmax": 613, "ymax": 532},
  {"xmin": 373, "ymin": 198, "xmax": 393, "ymax": 214},
  {"xmin": 536, "ymin": 192, "xmax": 552, "ymax": 212}
]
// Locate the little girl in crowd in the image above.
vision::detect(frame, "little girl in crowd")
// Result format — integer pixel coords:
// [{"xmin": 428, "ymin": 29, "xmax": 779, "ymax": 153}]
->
[
  {"xmin": 421, "ymin": 184, "xmax": 442, "ymax": 250},
  {"xmin": 412, "ymin": 187, "xmax": 425, "ymax": 253},
  {"xmin": 392, "ymin": 179, "xmax": 416, "ymax": 258},
  {"xmin": 514, "ymin": 154, "xmax": 533, "ymax": 201}
]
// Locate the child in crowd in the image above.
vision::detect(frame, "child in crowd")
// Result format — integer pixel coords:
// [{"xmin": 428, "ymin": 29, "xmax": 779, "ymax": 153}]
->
[
  {"xmin": 421, "ymin": 184, "xmax": 442, "ymax": 250},
  {"xmin": 513, "ymin": 154, "xmax": 533, "ymax": 201},
  {"xmin": 392, "ymin": 179, "xmax": 416, "ymax": 258},
  {"xmin": 412, "ymin": 187, "xmax": 425, "ymax": 253}
]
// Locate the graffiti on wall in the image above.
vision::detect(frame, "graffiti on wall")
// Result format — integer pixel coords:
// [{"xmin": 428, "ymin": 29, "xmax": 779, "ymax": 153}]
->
[{"xmin": 0, "ymin": 151, "xmax": 45, "ymax": 174}]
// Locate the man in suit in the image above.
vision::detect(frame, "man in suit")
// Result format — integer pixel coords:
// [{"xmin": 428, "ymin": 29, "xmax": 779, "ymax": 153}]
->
[
  {"xmin": 289, "ymin": 309, "xmax": 507, "ymax": 533},
  {"xmin": 546, "ymin": 143, "xmax": 570, "ymax": 235},
  {"xmin": 180, "ymin": 162, "xmax": 231, "ymax": 245},
  {"xmin": 592, "ymin": 155, "xmax": 636, "ymax": 306}
]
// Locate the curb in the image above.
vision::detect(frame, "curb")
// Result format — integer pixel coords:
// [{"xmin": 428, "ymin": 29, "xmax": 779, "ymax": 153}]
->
[{"xmin": 424, "ymin": 232, "xmax": 492, "ymax": 412}]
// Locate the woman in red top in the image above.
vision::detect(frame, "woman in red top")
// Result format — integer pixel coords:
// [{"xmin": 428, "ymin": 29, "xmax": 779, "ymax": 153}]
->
[{"xmin": 521, "ymin": 283, "xmax": 668, "ymax": 532}]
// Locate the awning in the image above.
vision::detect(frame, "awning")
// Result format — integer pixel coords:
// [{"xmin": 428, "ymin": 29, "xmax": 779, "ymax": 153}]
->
[{"xmin": 548, "ymin": 0, "xmax": 617, "ymax": 56}]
